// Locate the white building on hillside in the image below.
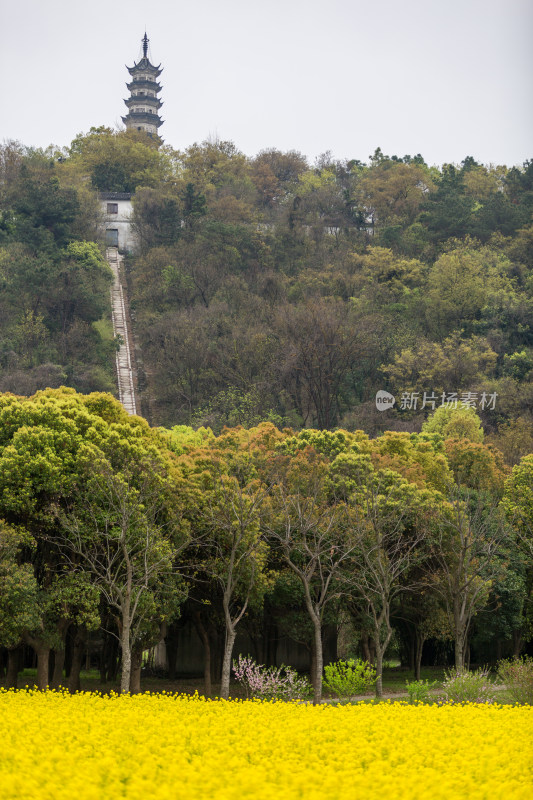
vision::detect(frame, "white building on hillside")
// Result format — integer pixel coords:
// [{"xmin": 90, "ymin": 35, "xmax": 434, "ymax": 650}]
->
[{"xmin": 99, "ymin": 192, "xmax": 137, "ymax": 252}]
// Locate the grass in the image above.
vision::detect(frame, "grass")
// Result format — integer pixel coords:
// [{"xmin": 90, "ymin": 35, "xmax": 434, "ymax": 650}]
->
[
  {"xmin": 9, "ymin": 665, "xmax": 444, "ymax": 698},
  {"xmin": 381, "ymin": 665, "xmax": 446, "ymax": 692},
  {"xmin": 5, "ymin": 664, "xmax": 517, "ymax": 703},
  {"xmin": 92, "ymin": 314, "xmax": 114, "ymax": 343}
]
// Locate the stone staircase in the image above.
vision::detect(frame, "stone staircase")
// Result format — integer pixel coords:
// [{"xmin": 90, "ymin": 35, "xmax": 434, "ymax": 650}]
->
[{"xmin": 106, "ymin": 247, "xmax": 137, "ymax": 415}]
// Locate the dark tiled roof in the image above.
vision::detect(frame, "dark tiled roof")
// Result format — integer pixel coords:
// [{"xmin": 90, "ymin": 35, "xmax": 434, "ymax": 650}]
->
[{"xmin": 126, "ymin": 58, "xmax": 163, "ymax": 77}]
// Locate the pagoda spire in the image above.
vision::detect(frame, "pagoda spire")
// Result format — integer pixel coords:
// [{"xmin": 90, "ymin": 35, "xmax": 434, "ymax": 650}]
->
[{"xmin": 122, "ymin": 34, "xmax": 164, "ymax": 138}]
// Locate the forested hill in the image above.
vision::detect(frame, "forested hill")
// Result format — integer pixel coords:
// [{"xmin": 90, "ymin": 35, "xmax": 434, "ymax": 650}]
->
[{"xmin": 1, "ymin": 130, "xmax": 532, "ymax": 464}]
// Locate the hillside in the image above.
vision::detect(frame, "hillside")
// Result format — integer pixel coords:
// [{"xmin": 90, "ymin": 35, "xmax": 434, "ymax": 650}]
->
[{"xmin": 1, "ymin": 131, "xmax": 532, "ymax": 463}]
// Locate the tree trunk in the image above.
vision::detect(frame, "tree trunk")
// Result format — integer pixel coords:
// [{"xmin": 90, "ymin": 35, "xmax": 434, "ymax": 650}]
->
[
  {"xmin": 453, "ymin": 597, "xmax": 468, "ymax": 671},
  {"xmin": 36, "ymin": 644, "xmax": 50, "ymax": 691},
  {"xmin": 51, "ymin": 648, "xmax": 66, "ymax": 689},
  {"xmin": 120, "ymin": 549, "xmax": 133, "ymax": 693},
  {"xmin": 166, "ymin": 630, "xmax": 178, "ymax": 681},
  {"xmin": 100, "ymin": 629, "xmax": 113, "ymax": 683},
  {"xmin": 312, "ymin": 619, "xmax": 324, "ymax": 705},
  {"xmin": 212, "ymin": 623, "xmax": 223, "ymax": 682},
  {"xmin": 361, "ymin": 635, "xmax": 372, "ymax": 664},
  {"xmin": 101, "ymin": 634, "xmax": 120, "ymax": 683},
  {"xmin": 220, "ymin": 627, "xmax": 236, "ymax": 701},
  {"xmin": 129, "ymin": 647, "xmax": 142, "ymax": 694},
  {"xmin": 512, "ymin": 629, "xmax": 523, "ymax": 658},
  {"xmin": 408, "ymin": 636, "xmax": 415, "ymax": 673},
  {"xmin": 99, "ymin": 639, "xmax": 108, "ymax": 683},
  {"xmin": 203, "ymin": 622, "xmax": 222, "ymax": 684},
  {"xmin": 374, "ymin": 621, "xmax": 393, "ymax": 699},
  {"xmin": 495, "ymin": 638, "xmax": 502, "ymax": 666},
  {"xmin": 369, "ymin": 637, "xmax": 376, "ymax": 664},
  {"xmin": 193, "ymin": 611, "xmax": 212, "ymax": 697},
  {"xmin": 120, "ymin": 620, "xmax": 132, "ymax": 694},
  {"xmin": 302, "ymin": 587, "xmax": 323, "ymax": 705},
  {"xmin": 309, "ymin": 640, "xmax": 316, "ymax": 694},
  {"xmin": 265, "ymin": 620, "xmax": 278, "ymax": 668},
  {"xmin": 454, "ymin": 625, "xmax": 466, "ymax": 671},
  {"xmin": 68, "ymin": 628, "xmax": 87, "ymax": 693},
  {"xmin": 375, "ymin": 645, "xmax": 384, "ymax": 698},
  {"xmin": 23, "ymin": 633, "xmax": 50, "ymax": 691},
  {"xmin": 415, "ymin": 633, "xmax": 425, "ymax": 682},
  {"xmin": 50, "ymin": 620, "xmax": 70, "ymax": 690},
  {"xmin": 6, "ymin": 647, "xmax": 21, "ymax": 689},
  {"xmin": 64, "ymin": 628, "xmax": 73, "ymax": 678}
]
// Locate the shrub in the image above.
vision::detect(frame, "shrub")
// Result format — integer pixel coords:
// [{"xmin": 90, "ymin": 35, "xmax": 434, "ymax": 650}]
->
[
  {"xmin": 497, "ymin": 656, "xmax": 533, "ymax": 705},
  {"xmin": 323, "ymin": 659, "xmax": 376, "ymax": 702},
  {"xmin": 232, "ymin": 655, "xmax": 312, "ymax": 701},
  {"xmin": 438, "ymin": 667, "xmax": 496, "ymax": 705},
  {"xmin": 405, "ymin": 679, "xmax": 438, "ymax": 704}
]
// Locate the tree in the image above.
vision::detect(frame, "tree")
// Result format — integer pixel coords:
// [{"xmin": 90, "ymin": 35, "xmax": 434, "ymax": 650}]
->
[
  {"xmin": 331, "ymin": 454, "xmax": 436, "ymax": 696},
  {"xmin": 68, "ymin": 127, "xmax": 172, "ymax": 193},
  {"xmin": 393, "ymin": 589, "xmax": 451, "ymax": 680},
  {"xmin": 57, "ymin": 447, "xmax": 188, "ymax": 694},
  {"xmin": 430, "ymin": 490, "xmax": 510, "ymax": 670},
  {"xmin": 488, "ymin": 416, "xmax": 533, "ymax": 467},
  {"xmin": 181, "ymin": 182, "xmax": 207, "ymax": 225},
  {"xmin": 505, "ymin": 160, "xmax": 533, "ymax": 209},
  {"xmin": 132, "ymin": 187, "xmax": 183, "ymax": 251},
  {"xmin": 419, "ymin": 164, "xmax": 475, "ymax": 243},
  {"xmin": 422, "ymin": 405, "xmax": 484, "ymax": 443},
  {"xmin": 296, "ymin": 168, "xmax": 348, "ymax": 234},
  {"xmin": 0, "ymin": 521, "xmax": 39, "ymax": 687},
  {"xmin": 0, "ymin": 151, "xmax": 114, "ymax": 396},
  {"xmin": 9, "ymin": 158, "xmax": 80, "ymax": 250},
  {"xmin": 0, "ymin": 390, "xmax": 108, "ymax": 689},
  {"xmin": 368, "ymin": 430, "xmax": 453, "ymax": 494},
  {"xmin": 424, "ymin": 245, "xmax": 513, "ymax": 339},
  {"xmin": 186, "ymin": 440, "xmax": 270, "ymax": 700},
  {"xmin": 0, "ymin": 140, "xmax": 25, "ymax": 208},
  {"xmin": 274, "ymin": 298, "xmax": 372, "ymax": 429},
  {"xmin": 264, "ymin": 449, "xmax": 354, "ymax": 704},
  {"xmin": 443, "ymin": 439, "xmax": 508, "ymax": 493},
  {"xmin": 502, "ymin": 454, "xmax": 533, "ymax": 558},
  {"xmin": 22, "ymin": 569, "xmax": 100, "ymax": 690},
  {"xmin": 383, "ymin": 331, "xmax": 497, "ymax": 396},
  {"xmin": 177, "ymin": 139, "xmax": 252, "ymax": 204},
  {"xmin": 0, "ymin": 389, "xmax": 186, "ymax": 691},
  {"xmin": 358, "ymin": 160, "xmax": 434, "ymax": 229},
  {"xmin": 51, "ymin": 241, "xmax": 113, "ymax": 337},
  {"xmin": 252, "ymin": 149, "xmax": 308, "ymax": 187}
]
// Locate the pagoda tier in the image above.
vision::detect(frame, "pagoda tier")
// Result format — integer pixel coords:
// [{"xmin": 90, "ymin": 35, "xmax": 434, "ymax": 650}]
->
[
  {"xmin": 123, "ymin": 33, "xmax": 163, "ymax": 137},
  {"xmin": 126, "ymin": 79, "xmax": 163, "ymax": 92},
  {"xmin": 124, "ymin": 96, "xmax": 163, "ymax": 111},
  {"xmin": 122, "ymin": 112, "xmax": 164, "ymax": 128},
  {"xmin": 126, "ymin": 59, "xmax": 162, "ymax": 79}
]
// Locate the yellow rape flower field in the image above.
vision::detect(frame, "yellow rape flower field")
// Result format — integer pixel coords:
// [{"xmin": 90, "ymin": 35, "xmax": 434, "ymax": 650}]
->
[{"xmin": 0, "ymin": 690, "xmax": 532, "ymax": 800}]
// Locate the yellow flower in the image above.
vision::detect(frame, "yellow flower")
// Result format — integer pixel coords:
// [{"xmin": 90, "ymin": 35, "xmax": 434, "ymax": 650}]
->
[{"xmin": 0, "ymin": 690, "xmax": 531, "ymax": 798}]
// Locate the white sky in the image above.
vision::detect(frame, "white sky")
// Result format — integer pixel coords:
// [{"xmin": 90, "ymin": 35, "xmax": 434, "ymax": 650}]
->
[{"xmin": 1, "ymin": 0, "xmax": 532, "ymax": 166}]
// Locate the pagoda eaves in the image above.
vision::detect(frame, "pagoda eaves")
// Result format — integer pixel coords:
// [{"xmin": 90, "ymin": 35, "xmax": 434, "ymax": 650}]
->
[{"xmin": 126, "ymin": 59, "xmax": 163, "ymax": 79}]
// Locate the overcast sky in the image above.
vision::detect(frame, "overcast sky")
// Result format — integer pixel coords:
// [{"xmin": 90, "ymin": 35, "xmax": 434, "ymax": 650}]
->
[{"xmin": 2, "ymin": 0, "xmax": 531, "ymax": 167}]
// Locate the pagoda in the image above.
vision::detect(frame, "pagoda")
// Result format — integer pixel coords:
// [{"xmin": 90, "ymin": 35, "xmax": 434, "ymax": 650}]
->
[{"xmin": 122, "ymin": 33, "xmax": 163, "ymax": 137}]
